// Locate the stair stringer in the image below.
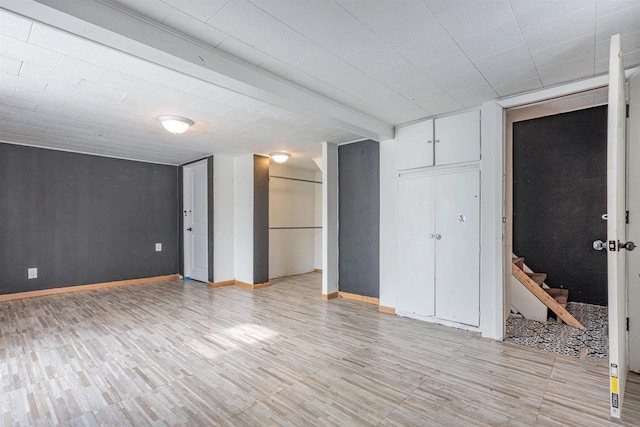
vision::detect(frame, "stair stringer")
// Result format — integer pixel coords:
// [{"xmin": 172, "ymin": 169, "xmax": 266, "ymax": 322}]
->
[
  {"xmin": 511, "ymin": 263, "xmax": 585, "ymax": 330},
  {"xmin": 509, "ymin": 274, "xmax": 548, "ymax": 322}
]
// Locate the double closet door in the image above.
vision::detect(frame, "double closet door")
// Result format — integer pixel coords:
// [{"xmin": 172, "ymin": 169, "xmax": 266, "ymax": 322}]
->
[{"xmin": 397, "ymin": 169, "xmax": 480, "ymax": 326}]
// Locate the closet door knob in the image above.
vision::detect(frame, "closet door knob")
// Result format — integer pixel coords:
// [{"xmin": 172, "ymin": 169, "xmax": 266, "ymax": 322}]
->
[
  {"xmin": 435, "ymin": 234, "xmax": 441, "ymax": 240},
  {"xmin": 428, "ymin": 234, "xmax": 435, "ymax": 238}
]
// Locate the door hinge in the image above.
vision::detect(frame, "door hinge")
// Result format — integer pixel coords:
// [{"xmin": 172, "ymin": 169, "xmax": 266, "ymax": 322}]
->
[
  {"xmin": 627, "ymin": 317, "xmax": 630, "ymax": 331},
  {"xmin": 627, "ymin": 210, "xmax": 630, "ymax": 224}
]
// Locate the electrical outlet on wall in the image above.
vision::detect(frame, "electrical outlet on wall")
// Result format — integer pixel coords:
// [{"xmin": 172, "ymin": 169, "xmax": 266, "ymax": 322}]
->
[
  {"xmin": 28, "ymin": 268, "xmax": 38, "ymax": 279},
  {"xmin": 155, "ymin": 243, "xmax": 162, "ymax": 252}
]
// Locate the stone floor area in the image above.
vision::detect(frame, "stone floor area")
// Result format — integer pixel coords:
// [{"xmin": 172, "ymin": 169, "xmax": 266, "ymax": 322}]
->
[{"xmin": 505, "ymin": 302, "xmax": 609, "ymax": 359}]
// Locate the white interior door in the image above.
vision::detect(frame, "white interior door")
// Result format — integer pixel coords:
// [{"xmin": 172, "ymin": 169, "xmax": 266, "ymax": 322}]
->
[
  {"xmin": 607, "ymin": 33, "xmax": 628, "ymax": 418},
  {"xmin": 434, "ymin": 170, "xmax": 480, "ymax": 326},
  {"xmin": 184, "ymin": 161, "xmax": 208, "ymax": 283},
  {"xmin": 628, "ymin": 70, "xmax": 640, "ymax": 374},
  {"xmin": 397, "ymin": 175, "xmax": 436, "ymax": 316}
]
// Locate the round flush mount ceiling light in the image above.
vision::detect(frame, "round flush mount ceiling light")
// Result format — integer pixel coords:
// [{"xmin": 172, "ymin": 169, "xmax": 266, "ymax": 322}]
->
[
  {"xmin": 270, "ymin": 152, "xmax": 291, "ymax": 163},
  {"xmin": 157, "ymin": 115, "xmax": 194, "ymax": 134}
]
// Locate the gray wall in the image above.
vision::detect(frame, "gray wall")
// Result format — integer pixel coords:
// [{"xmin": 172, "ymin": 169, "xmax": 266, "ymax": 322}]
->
[
  {"xmin": 338, "ymin": 140, "xmax": 380, "ymax": 298},
  {"xmin": 207, "ymin": 156, "xmax": 214, "ymax": 282},
  {"xmin": 0, "ymin": 143, "xmax": 178, "ymax": 294},
  {"xmin": 253, "ymin": 154, "xmax": 269, "ymax": 284}
]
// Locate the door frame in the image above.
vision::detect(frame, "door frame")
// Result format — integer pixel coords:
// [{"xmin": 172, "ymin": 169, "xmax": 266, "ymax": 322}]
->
[
  {"xmin": 483, "ymin": 67, "xmax": 639, "ymax": 341},
  {"xmin": 504, "ymin": 89, "xmax": 609, "ymax": 316},
  {"xmin": 183, "ymin": 159, "xmax": 208, "ymax": 282},
  {"xmin": 483, "ymin": 65, "xmax": 640, "ymax": 415}
]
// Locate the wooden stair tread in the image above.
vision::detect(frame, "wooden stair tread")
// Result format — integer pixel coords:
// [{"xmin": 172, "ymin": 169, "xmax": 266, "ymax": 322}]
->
[
  {"xmin": 512, "ymin": 257, "xmax": 524, "ymax": 270},
  {"xmin": 526, "ymin": 272, "xmax": 547, "ymax": 286},
  {"xmin": 545, "ymin": 288, "xmax": 568, "ymax": 306}
]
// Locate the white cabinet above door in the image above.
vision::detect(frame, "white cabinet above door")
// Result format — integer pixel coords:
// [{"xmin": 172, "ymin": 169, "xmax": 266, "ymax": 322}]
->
[
  {"xmin": 435, "ymin": 110, "xmax": 480, "ymax": 166},
  {"xmin": 397, "ymin": 119, "xmax": 434, "ymax": 171},
  {"xmin": 397, "ymin": 110, "xmax": 480, "ymax": 171}
]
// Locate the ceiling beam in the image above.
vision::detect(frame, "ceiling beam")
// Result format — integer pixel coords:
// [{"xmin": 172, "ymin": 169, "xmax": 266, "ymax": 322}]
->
[{"xmin": 0, "ymin": 0, "xmax": 395, "ymax": 141}]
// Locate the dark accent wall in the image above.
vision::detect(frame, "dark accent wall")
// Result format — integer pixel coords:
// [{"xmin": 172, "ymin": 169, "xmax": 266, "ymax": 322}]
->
[
  {"xmin": 338, "ymin": 139, "xmax": 380, "ymax": 298},
  {"xmin": 178, "ymin": 165, "xmax": 184, "ymax": 276},
  {"xmin": 207, "ymin": 156, "xmax": 214, "ymax": 282},
  {"xmin": 513, "ymin": 105, "xmax": 607, "ymax": 305},
  {"xmin": 253, "ymin": 155, "xmax": 269, "ymax": 284},
  {"xmin": 0, "ymin": 143, "xmax": 178, "ymax": 294}
]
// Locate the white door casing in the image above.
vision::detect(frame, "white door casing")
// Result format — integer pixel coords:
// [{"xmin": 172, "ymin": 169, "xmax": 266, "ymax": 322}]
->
[
  {"xmin": 607, "ymin": 33, "xmax": 627, "ymax": 418},
  {"xmin": 184, "ymin": 161, "xmax": 208, "ymax": 283}
]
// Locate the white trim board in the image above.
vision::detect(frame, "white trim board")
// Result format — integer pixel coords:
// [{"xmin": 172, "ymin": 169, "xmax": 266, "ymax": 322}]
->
[{"xmin": 497, "ymin": 68, "xmax": 639, "ymax": 109}]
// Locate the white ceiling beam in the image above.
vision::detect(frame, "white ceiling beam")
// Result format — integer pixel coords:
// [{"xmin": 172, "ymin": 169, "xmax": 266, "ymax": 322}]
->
[{"xmin": 0, "ymin": 0, "xmax": 395, "ymax": 141}]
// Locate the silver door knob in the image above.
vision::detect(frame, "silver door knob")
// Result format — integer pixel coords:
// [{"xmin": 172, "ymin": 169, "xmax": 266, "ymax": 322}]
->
[
  {"xmin": 593, "ymin": 240, "xmax": 606, "ymax": 251},
  {"xmin": 435, "ymin": 234, "xmax": 441, "ymax": 240},
  {"xmin": 428, "ymin": 234, "xmax": 434, "ymax": 238}
]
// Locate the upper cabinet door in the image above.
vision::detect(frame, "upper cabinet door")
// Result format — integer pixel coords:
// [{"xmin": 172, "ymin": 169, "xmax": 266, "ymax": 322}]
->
[
  {"xmin": 435, "ymin": 110, "xmax": 480, "ymax": 166},
  {"xmin": 397, "ymin": 119, "xmax": 434, "ymax": 170}
]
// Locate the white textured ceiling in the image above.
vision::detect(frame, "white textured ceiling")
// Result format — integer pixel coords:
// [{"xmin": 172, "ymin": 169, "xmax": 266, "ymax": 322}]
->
[{"xmin": 1, "ymin": 0, "xmax": 639, "ymax": 165}]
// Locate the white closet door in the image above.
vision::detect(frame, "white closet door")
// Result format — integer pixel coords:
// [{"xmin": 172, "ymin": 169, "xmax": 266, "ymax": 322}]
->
[
  {"xmin": 434, "ymin": 170, "xmax": 480, "ymax": 326},
  {"xmin": 397, "ymin": 119, "xmax": 434, "ymax": 171},
  {"xmin": 435, "ymin": 110, "xmax": 480, "ymax": 166},
  {"xmin": 397, "ymin": 175, "xmax": 436, "ymax": 316}
]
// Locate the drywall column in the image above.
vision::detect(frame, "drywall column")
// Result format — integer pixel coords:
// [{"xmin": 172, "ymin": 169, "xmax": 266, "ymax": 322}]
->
[
  {"xmin": 234, "ymin": 154, "xmax": 255, "ymax": 284},
  {"xmin": 207, "ymin": 156, "xmax": 214, "ymax": 282},
  {"xmin": 480, "ymin": 100, "xmax": 505, "ymax": 340},
  {"xmin": 234, "ymin": 154, "xmax": 269, "ymax": 285},
  {"xmin": 338, "ymin": 140, "xmax": 380, "ymax": 298},
  {"xmin": 213, "ymin": 155, "xmax": 234, "ymax": 283},
  {"xmin": 322, "ymin": 142, "xmax": 338, "ymax": 298},
  {"xmin": 253, "ymin": 155, "xmax": 270, "ymax": 284},
  {"xmin": 379, "ymin": 138, "xmax": 397, "ymax": 312}
]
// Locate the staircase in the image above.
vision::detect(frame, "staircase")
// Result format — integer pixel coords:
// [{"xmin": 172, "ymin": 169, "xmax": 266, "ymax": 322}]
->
[{"xmin": 511, "ymin": 256, "xmax": 584, "ymax": 330}]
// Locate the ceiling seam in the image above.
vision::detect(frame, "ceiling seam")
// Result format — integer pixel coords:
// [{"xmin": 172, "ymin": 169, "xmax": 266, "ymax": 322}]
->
[{"xmin": 505, "ymin": 0, "xmax": 543, "ymax": 89}]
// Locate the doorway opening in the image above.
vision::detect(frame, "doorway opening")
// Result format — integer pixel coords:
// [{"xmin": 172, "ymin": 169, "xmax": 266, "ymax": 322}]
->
[
  {"xmin": 504, "ymin": 88, "xmax": 610, "ymax": 359},
  {"xmin": 183, "ymin": 159, "xmax": 209, "ymax": 284},
  {"xmin": 268, "ymin": 158, "xmax": 322, "ymax": 285}
]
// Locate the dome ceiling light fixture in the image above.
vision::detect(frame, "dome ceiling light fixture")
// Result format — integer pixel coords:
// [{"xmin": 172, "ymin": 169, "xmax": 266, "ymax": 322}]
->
[
  {"xmin": 157, "ymin": 115, "xmax": 194, "ymax": 134},
  {"xmin": 270, "ymin": 152, "xmax": 291, "ymax": 163}
]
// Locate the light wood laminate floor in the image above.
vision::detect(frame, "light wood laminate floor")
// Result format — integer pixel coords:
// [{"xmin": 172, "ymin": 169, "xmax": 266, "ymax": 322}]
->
[{"xmin": 1, "ymin": 272, "xmax": 639, "ymax": 426}]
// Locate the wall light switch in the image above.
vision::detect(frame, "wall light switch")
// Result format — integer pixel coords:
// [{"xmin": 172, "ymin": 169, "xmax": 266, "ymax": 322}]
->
[
  {"xmin": 28, "ymin": 268, "xmax": 38, "ymax": 279},
  {"xmin": 155, "ymin": 243, "xmax": 162, "ymax": 252}
]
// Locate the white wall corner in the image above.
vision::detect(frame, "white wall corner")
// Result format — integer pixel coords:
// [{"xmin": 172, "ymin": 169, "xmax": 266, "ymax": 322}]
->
[
  {"xmin": 214, "ymin": 155, "xmax": 235, "ymax": 283},
  {"xmin": 322, "ymin": 142, "xmax": 339, "ymax": 296},
  {"xmin": 314, "ymin": 169, "xmax": 323, "ymax": 270},
  {"xmin": 379, "ymin": 138, "xmax": 397, "ymax": 309},
  {"xmin": 234, "ymin": 154, "xmax": 255, "ymax": 284},
  {"xmin": 480, "ymin": 101, "xmax": 506, "ymax": 341}
]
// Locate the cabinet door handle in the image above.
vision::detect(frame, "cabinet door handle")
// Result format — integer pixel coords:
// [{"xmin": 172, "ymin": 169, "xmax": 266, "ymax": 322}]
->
[
  {"xmin": 435, "ymin": 139, "xmax": 440, "ymax": 143},
  {"xmin": 428, "ymin": 233, "xmax": 435, "ymax": 238},
  {"xmin": 435, "ymin": 234, "xmax": 441, "ymax": 240},
  {"xmin": 427, "ymin": 140, "xmax": 432, "ymax": 144}
]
